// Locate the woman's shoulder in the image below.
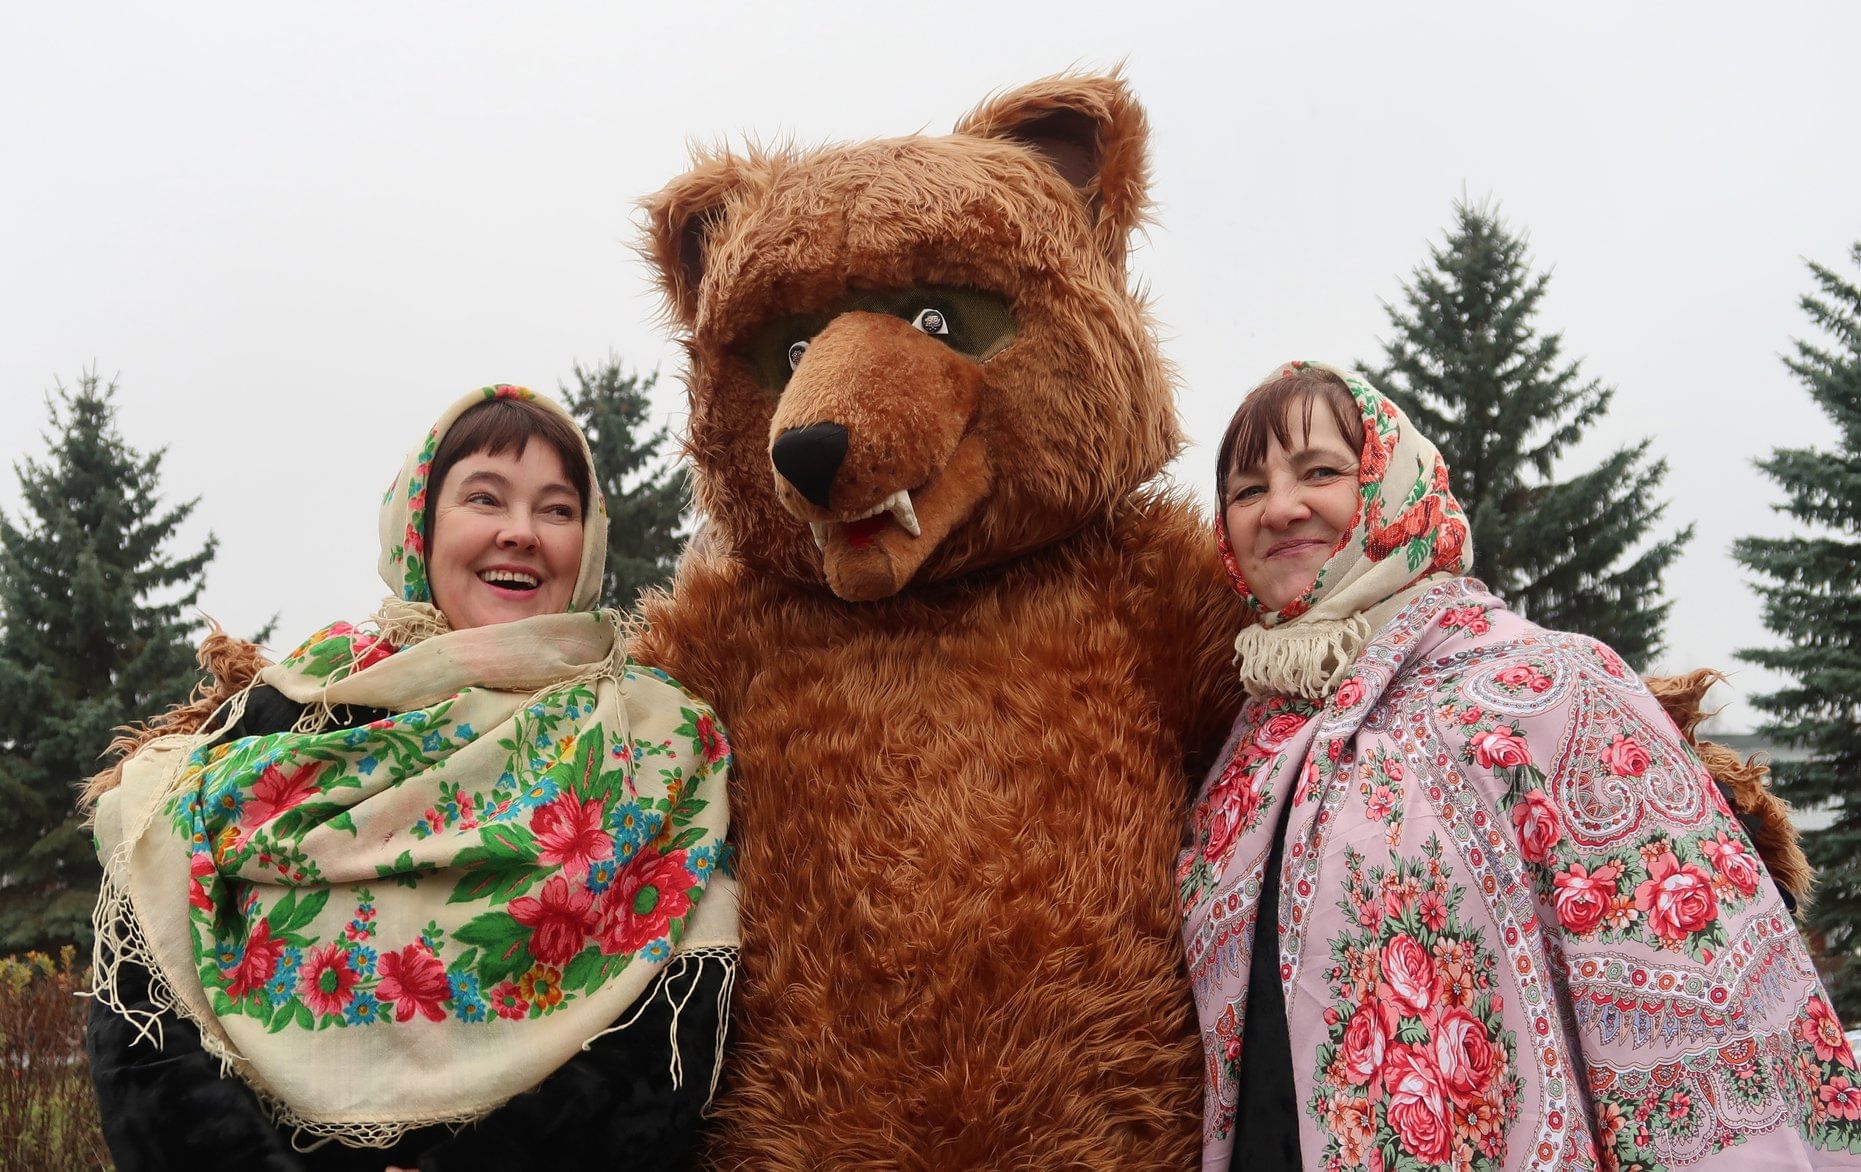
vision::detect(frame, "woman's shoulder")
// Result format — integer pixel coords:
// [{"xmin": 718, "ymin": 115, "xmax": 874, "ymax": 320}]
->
[
  {"xmin": 1382, "ymin": 580, "xmax": 1640, "ymax": 687},
  {"xmin": 1367, "ymin": 589, "xmax": 1672, "ymax": 782}
]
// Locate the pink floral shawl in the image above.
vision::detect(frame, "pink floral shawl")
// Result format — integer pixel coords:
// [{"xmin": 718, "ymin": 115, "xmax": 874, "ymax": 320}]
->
[{"xmin": 1178, "ymin": 577, "xmax": 1861, "ymax": 1170}]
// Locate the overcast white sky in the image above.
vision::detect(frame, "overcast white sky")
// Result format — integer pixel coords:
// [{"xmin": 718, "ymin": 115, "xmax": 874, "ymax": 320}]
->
[{"xmin": 4, "ymin": 2, "xmax": 1856, "ymax": 733}]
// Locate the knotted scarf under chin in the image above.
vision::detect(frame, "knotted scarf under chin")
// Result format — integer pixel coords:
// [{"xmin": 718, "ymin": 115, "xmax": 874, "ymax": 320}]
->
[
  {"xmin": 372, "ymin": 597, "xmax": 451, "ymax": 646},
  {"xmin": 1232, "ymin": 613, "xmax": 1374, "ymax": 700}
]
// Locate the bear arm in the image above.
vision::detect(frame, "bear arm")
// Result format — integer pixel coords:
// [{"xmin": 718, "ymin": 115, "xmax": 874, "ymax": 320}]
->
[
  {"xmin": 630, "ymin": 559, "xmax": 757, "ymax": 718},
  {"xmin": 1116, "ymin": 493, "xmax": 1245, "ymax": 778}
]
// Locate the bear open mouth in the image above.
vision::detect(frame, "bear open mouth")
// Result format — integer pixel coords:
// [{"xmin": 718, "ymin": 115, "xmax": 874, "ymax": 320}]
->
[{"xmin": 808, "ymin": 488, "xmax": 922, "ymax": 551}]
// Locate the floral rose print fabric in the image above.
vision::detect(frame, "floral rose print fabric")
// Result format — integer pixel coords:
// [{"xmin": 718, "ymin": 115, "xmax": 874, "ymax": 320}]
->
[
  {"xmin": 93, "ymin": 608, "xmax": 732, "ymax": 1139},
  {"xmin": 172, "ymin": 623, "xmax": 728, "ymax": 1037},
  {"xmin": 1180, "ymin": 578, "xmax": 1861, "ymax": 1170}
]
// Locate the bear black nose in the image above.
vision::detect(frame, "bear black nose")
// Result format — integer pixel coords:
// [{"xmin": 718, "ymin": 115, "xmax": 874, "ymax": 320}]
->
[{"xmin": 771, "ymin": 422, "xmax": 849, "ymax": 510}]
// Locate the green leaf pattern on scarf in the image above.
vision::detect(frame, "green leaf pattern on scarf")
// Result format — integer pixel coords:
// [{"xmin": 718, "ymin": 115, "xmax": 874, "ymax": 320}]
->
[{"xmin": 164, "ymin": 625, "xmax": 729, "ymax": 1032}]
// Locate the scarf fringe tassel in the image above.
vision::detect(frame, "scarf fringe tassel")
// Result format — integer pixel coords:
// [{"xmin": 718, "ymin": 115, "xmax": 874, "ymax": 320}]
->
[
  {"xmin": 1233, "ymin": 614, "xmax": 1374, "ymax": 699},
  {"xmin": 95, "ymin": 848, "xmax": 739, "ymax": 1155}
]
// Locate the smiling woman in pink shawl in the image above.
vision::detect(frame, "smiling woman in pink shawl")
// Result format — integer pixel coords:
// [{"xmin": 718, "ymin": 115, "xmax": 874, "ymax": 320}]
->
[{"xmin": 1180, "ymin": 361, "xmax": 1861, "ymax": 1171}]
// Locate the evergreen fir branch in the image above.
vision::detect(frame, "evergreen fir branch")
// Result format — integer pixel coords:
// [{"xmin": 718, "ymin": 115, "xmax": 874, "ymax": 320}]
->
[
  {"xmin": 558, "ymin": 355, "xmax": 688, "ymax": 611},
  {"xmin": 1369, "ymin": 198, "xmax": 1689, "ymax": 666},
  {"xmin": 1733, "ymin": 240, "xmax": 1861, "ymax": 1018},
  {"xmin": 0, "ymin": 370, "xmax": 216, "ymax": 952}
]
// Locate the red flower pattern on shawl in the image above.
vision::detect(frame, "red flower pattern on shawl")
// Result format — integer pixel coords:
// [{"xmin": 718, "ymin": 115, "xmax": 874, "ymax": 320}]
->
[
  {"xmin": 1803, "ymin": 996, "xmax": 1856, "ymax": 1068},
  {"xmin": 188, "ymin": 850, "xmax": 215, "ymax": 912},
  {"xmin": 240, "ymin": 760, "xmax": 326, "ymax": 827},
  {"xmin": 1600, "ymin": 734, "xmax": 1653, "ymax": 778},
  {"xmin": 1552, "ymin": 862, "xmax": 1619, "ymax": 934},
  {"xmin": 509, "ymin": 875, "xmax": 599, "ymax": 968},
  {"xmin": 298, "ymin": 942, "xmax": 361, "ymax": 1017},
  {"xmin": 596, "ymin": 849, "xmax": 694, "ymax": 957},
  {"xmin": 1203, "ymin": 757, "xmax": 1263, "ymax": 864},
  {"xmin": 376, "ymin": 943, "xmax": 450, "ymax": 1022},
  {"xmin": 1384, "ymin": 1042, "xmax": 1454, "ymax": 1163},
  {"xmin": 695, "ymin": 712, "xmax": 729, "ymax": 765},
  {"xmin": 532, "ymin": 794, "xmax": 614, "ymax": 880},
  {"xmin": 1433, "ymin": 1007, "xmax": 1500, "ymax": 1105},
  {"xmin": 1509, "ymin": 789, "xmax": 1562, "ymax": 864},
  {"xmin": 1469, "ymin": 727, "xmax": 1531, "ymax": 770},
  {"xmin": 1337, "ymin": 1000, "xmax": 1394, "ymax": 1086},
  {"xmin": 223, "ymin": 920, "xmax": 285, "ymax": 999},
  {"xmin": 1633, "ymin": 850, "xmax": 1718, "ymax": 946},
  {"xmin": 1702, "ymin": 831, "xmax": 1762, "ymax": 898},
  {"xmin": 1378, "ymin": 933, "xmax": 1438, "ymax": 1018}
]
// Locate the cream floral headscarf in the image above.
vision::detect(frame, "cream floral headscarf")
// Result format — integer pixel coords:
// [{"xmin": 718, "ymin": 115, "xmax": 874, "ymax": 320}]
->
[{"xmin": 1216, "ymin": 362, "xmax": 1473, "ymax": 698}]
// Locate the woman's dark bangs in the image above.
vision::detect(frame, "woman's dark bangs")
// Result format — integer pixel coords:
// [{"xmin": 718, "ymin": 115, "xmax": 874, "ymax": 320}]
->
[
  {"xmin": 1216, "ymin": 373, "xmax": 1366, "ymax": 493},
  {"xmin": 427, "ymin": 399, "xmax": 592, "ymax": 521}
]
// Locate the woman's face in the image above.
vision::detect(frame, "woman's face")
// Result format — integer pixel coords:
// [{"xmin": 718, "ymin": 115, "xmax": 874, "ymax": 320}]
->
[
  {"xmin": 428, "ymin": 442, "xmax": 584, "ymax": 630},
  {"xmin": 1223, "ymin": 402, "xmax": 1362, "ymax": 612}
]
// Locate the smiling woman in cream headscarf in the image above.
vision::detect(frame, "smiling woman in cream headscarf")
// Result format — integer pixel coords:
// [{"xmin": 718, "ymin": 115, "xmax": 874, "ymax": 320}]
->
[
  {"xmin": 87, "ymin": 385, "xmax": 737, "ymax": 1171},
  {"xmin": 1181, "ymin": 362, "xmax": 1851, "ymax": 1172}
]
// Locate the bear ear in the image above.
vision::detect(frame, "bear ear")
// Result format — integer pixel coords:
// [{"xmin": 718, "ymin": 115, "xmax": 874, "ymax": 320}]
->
[
  {"xmin": 954, "ymin": 71, "xmax": 1151, "ymax": 269},
  {"xmin": 641, "ymin": 153, "xmax": 751, "ymax": 325}
]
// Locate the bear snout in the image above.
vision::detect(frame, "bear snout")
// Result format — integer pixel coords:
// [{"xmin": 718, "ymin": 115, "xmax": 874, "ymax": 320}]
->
[{"xmin": 771, "ymin": 422, "xmax": 849, "ymax": 510}]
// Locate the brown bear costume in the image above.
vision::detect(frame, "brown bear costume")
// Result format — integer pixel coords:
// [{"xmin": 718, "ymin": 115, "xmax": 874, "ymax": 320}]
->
[{"xmin": 632, "ymin": 74, "xmax": 1245, "ymax": 1167}]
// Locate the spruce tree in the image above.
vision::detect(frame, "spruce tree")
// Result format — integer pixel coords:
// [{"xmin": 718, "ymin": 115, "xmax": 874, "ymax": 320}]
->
[
  {"xmin": 1372, "ymin": 201, "xmax": 1691, "ymax": 666},
  {"xmin": 1734, "ymin": 242, "xmax": 1861, "ymax": 1016},
  {"xmin": 559, "ymin": 357, "xmax": 686, "ymax": 609},
  {"xmin": 0, "ymin": 372, "xmax": 213, "ymax": 951}
]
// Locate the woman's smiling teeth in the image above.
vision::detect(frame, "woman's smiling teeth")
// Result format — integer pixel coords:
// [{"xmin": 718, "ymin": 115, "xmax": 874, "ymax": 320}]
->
[{"xmin": 478, "ymin": 568, "xmax": 541, "ymax": 591}]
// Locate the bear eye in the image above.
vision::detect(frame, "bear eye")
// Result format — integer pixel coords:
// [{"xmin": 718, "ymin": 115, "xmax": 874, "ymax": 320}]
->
[
  {"xmin": 786, "ymin": 340, "xmax": 810, "ymax": 371},
  {"xmin": 910, "ymin": 308, "xmax": 949, "ymax": 336}
]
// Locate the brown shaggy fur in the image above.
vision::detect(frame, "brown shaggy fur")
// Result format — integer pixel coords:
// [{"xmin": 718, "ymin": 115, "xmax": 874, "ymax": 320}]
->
[
  {"xmin": 636, "ymin": 73, "xmax": 1242, "ymax": 1168},
  {"xmin": 80, "ymin": 624, "xmax": 270, "ymax": 811},
  {"xmin": 1647, "ymin": 668, "xmax": 1812, "ymax": 903}
]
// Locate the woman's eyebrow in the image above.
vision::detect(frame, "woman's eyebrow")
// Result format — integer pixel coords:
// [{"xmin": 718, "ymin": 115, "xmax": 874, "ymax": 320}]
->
[
  {"xmin": 456, "ymin": 470, "xmax": 509, "ymax": 491},
  {"xmin": 1290, "ymin": 445, "xmax": 1359, "ymax": 467},
  {"xmin": 455, "ymin": 470, "xmax": 577, "ymax": 498}
]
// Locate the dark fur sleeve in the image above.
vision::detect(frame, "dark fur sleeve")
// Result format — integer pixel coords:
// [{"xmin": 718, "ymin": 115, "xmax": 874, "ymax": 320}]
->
[
  {"xmin": 87, "ymin": 685, "xmax": 309, "ymax": 1170},
  {"xmin": 86, "ymin": 955, "xmax": 308, "ymax": 1172},
  {"xmin": 417, "ymin": 959, "xmax": 730, "ymax": 1172}
]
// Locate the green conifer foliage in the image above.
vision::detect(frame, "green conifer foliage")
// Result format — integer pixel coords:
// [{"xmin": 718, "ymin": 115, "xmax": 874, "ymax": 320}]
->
[
  {"xmin": 0, "ymin": 373, "xmax": 212, "ymax": 950},
  {"xmin": 1372, "ymin": 201, "xmax": 1691, "ymax": 666},
  {"xmin": 1734, "ymin": 242, "xmax": 1861, "ymax": 1015},
  {"xmin": 560, "ymin": 358, "xmax": 686, "ymax": 609}
]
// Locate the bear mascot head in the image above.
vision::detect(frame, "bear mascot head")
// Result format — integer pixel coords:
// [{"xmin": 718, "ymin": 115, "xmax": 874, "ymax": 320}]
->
[{"xmin": 644, "ymin": 73, "xmax": 1180, "ymax": 602}]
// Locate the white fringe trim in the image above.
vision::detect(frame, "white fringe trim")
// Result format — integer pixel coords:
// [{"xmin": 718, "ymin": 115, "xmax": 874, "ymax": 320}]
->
[
  {"xmin": 581, "ymin": 945, "xmax": 739, "ymax": 1104},
  {"xmin": 1233, "ymin": 614, "xmax": 1373, "ymax": 699},
  {"xmin": 94, "ymin": 834, "xmax": 734, "ymax": 1149},
  {"xmin": 371, "ymin": 597, "xmax": 452, "ymax": 648}
]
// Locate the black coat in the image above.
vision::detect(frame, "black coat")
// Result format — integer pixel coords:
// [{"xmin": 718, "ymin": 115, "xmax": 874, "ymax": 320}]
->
[{"xmin": 87, "ymin": 686, "xmax": 727, "ymax": 1172}]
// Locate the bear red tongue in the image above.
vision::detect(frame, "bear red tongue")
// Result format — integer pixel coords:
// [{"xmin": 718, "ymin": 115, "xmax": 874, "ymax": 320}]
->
[{"xmin": 844, "ymin": 515, "xmax": 890, "ymax": 550}]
